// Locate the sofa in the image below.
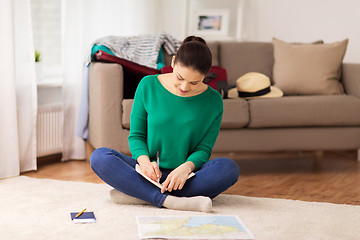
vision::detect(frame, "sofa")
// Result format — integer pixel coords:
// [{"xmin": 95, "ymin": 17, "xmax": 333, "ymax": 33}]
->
[{"xmin": 87, "ymin": 40, "xmax": 360, "ymax": 161}]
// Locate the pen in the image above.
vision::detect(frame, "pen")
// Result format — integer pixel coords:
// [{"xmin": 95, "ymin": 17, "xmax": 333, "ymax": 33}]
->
[
  {"xmin": 156, "ymin": 151, "xmax": 160, "ymax": 182},
  {"xmin": 76, "ymin": 208, "xmax": 86, "ymax": 218}
]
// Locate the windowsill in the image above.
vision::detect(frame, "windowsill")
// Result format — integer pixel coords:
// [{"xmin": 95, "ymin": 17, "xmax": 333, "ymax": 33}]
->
[{"xmin": 37, "ymin": 77, "xmax": 63, "ymax": 88}]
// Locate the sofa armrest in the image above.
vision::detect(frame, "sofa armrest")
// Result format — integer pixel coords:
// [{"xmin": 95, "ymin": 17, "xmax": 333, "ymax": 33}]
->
[
  {"xmin": 342, "ymin": 63, "xmax": 360, "ymax": 98},
  {"xmin": 88, "ymin": 62, "xmax": 125, "ymax": 150}
]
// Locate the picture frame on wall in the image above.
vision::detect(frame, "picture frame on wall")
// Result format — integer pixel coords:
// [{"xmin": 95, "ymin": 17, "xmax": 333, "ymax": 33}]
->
[{"xmin": 190, "ymin": 9, "xmax": 230, "ymax": 38}]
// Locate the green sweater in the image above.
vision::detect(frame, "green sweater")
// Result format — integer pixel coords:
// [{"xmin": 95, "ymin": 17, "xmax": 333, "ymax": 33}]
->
[{"xmin": 128, "ymin": 75, "xmax": 223, "ymax": 170}]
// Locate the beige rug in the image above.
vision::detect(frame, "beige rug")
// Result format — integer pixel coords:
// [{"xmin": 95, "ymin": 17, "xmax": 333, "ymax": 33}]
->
[{"xmin": 1, "ymin": 176, "xmax": 359, "ymax": 240}]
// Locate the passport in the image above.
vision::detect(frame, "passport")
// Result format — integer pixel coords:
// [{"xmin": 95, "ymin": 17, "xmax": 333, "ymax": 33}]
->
[{"xmin": 70, "ymin": 211, "xmax": 96, "ymax": 223}]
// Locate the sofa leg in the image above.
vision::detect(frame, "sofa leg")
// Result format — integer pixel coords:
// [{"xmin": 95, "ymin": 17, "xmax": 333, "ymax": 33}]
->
[
  {"xmin": 313, "ymin": 150, "xmax": 323, "ymax": 171},
  {"xmin": 86, "ymin": 141, "xmax": 95, "ymax": 162},
  {"xmin": 314, "ymin": 150, "xmax": 324, "ymax": 158}
]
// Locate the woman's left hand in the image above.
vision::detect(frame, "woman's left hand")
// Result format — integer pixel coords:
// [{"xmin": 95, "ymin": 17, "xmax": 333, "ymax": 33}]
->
[{"xmin": 161, "ymin": 161, "xmax": 195, "ymax": 193}]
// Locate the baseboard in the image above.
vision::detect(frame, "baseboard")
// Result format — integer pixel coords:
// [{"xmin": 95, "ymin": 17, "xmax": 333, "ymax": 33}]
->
[{"xmin": 37, "ymin": 153, "xmax": 62, "ymax": 167}]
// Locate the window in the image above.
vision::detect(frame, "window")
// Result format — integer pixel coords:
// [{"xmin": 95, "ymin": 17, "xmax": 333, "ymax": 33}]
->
[{"xmin": 31, "ymin": 0, "xmax": 63, "ymax": 84}]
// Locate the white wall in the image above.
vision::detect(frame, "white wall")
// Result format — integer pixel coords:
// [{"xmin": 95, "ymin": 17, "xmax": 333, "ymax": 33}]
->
[
  {"xmin": 242, "ymin": 0, "xmax": 360, "ymax": 63},
  {"xmin": 162, "ymin": 0, "xmax": 243, "ymax": 41},
  {"xmin": 162, "ymin": 0, "xmax": 187, "ymax": 40},
  {"xmin": 161, "ymin": 0, "xmax": 360, "ymax": 63},
  {"xmin": 81, "ymin": 0, "xmax": 163, "ymax": 55}
]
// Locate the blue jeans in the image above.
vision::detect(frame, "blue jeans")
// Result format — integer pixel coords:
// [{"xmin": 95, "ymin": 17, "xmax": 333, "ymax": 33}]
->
[{"xmin": 90, "ymin": 147, "xmax": 240, "ymax": 208}]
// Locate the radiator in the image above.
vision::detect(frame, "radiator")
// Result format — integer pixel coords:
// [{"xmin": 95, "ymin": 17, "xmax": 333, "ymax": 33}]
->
[{"xmin": 37, "ymin": 103, "xmax": 63, "ymax": 157}]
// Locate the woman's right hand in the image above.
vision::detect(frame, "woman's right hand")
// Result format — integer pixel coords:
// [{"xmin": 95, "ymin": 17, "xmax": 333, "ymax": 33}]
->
[{"xmin": 137, "ymin": 155, "xmax": 162, "ymax": 182}]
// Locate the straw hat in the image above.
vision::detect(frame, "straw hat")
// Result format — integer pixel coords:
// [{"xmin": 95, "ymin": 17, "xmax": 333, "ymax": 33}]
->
[{"xmin": 228, "ymin": 72, "xmax": 283, "ymax": 99}]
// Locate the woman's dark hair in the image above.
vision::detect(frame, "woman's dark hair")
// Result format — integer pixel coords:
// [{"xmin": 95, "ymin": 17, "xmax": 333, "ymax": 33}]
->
[{"xmin": 174, "ymin": 36, "xmax": 212, "ymax": 75}]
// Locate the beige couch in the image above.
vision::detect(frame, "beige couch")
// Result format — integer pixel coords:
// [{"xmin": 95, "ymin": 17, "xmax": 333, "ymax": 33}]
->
[{"xmin": 88, "ymin": 41, "xmax": 360, "ymax": 160}]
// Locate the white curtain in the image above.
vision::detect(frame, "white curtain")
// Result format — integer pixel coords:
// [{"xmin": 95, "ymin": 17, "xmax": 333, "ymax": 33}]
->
[
  {"xmin": 0, "ymin": 0, "xmax": 37, "ymax": 179},
  {"xmin": 61, "ymin": 0, "xmax": 86, "ymax": 160},
  {"xmin": 61, "ymin": 0, "xmax": 162, "ymax": 161}
]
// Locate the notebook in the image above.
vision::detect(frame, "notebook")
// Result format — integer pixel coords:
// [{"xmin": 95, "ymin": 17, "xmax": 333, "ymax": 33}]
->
[
  {"xmin": 70, "ymin": 211, "xmax": 96, "ymax": 223},
  {"xmin": 135, "ymin": 164, "xmax": 195, "ymax": 189}
]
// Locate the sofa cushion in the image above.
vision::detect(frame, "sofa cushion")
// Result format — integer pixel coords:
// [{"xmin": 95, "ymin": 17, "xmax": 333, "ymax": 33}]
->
[
  {"xmin": 221, "ymin": 99, "xmax": 249, "ymax": 129},
  {"xmin": 219, "ymin": 42, "xmax": 274, "ymax": 86},
  {"xmin": 207, "ymin": 42, "xmax": 219, "ymax": 66},
  {"xmin": 121, "ymin": 98, "xmax": 249, "ymax": 130},
  {"xmin": 247, "ymin": 95, "xmax": 360, "ymax": 128},
  {"xmin": 272, "ymin": 38, "xmax": 348, "ymax": 95}
]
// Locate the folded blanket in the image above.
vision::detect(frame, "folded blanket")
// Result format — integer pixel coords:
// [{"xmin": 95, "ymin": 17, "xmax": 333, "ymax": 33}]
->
[{"xmin": 85, "ymin": 32, "xmax": 180, "ymax": 68}]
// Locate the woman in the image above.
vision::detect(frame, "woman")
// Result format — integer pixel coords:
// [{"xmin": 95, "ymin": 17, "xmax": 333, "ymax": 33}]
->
[{"xmin": 90, "ymin": 36, "xmax": 240, "ymax": 212}]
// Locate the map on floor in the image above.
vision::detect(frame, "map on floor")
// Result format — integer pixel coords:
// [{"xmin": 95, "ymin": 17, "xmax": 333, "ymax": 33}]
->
[{"xmin": 136, "ymin": 215, "xmax": 254, "ymax": 239}]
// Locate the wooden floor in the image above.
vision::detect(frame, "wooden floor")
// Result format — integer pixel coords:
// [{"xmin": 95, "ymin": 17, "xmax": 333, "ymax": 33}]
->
[{"xmin": 23, "ymin": 150, "xmax": 360, "ymax": 205}]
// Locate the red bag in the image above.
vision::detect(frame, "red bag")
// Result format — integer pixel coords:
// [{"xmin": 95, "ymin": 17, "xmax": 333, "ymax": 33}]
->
[
  {"xmin": 204, "ymin": 66, "xmax": 228, "ymax": 91},
  {"xmin": 94, "ymin": 50, "xmax": 160, "ymax": 99},
  {"xmin": 94, "ymin": 50, "xmax": 160, "ymax": 76}
]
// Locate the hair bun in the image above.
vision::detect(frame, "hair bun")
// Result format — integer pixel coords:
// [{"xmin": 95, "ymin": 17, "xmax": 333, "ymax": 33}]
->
[
  {"xmin": 175, "ymin": 35, "xmax": 212, "ymax": 74},
  {"xmin": 182, "ymin": 36, "xmax": 207, "ymax": 45}
]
